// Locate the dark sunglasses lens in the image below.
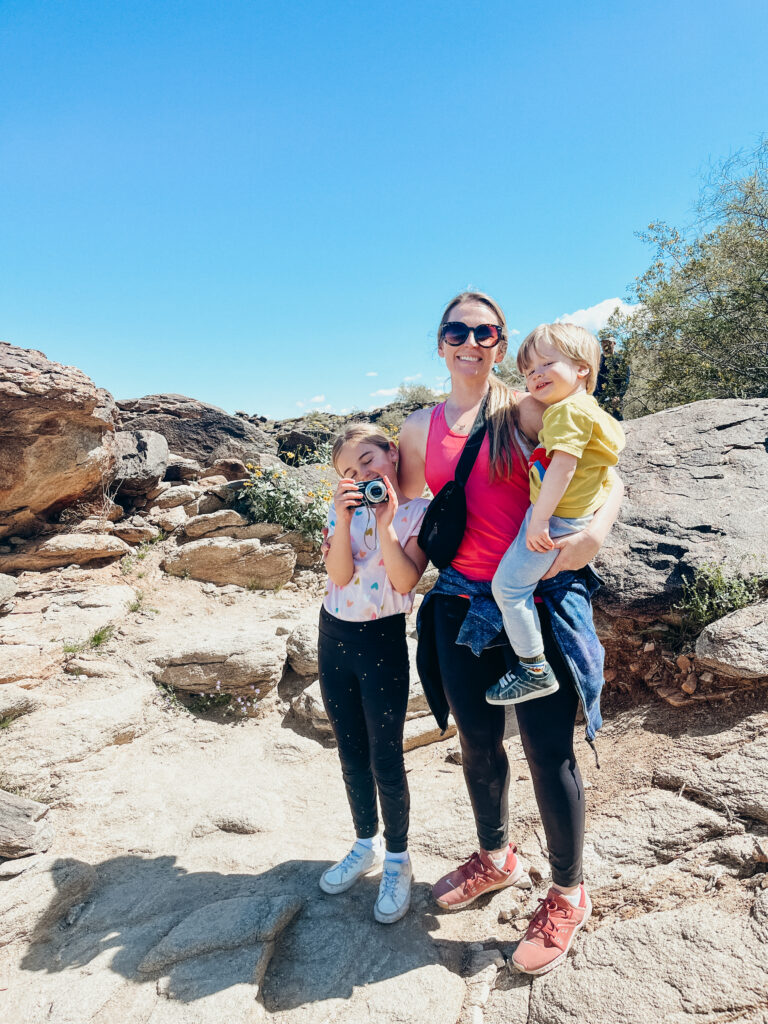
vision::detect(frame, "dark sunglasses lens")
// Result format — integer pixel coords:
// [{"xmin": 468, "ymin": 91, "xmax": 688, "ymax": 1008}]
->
[
  {"xmin": 442, "ymin": 323, "xmax": 470, "ymax": 346},
  {"xmin": 474, "ymin": 325, "xmax": 500, "ymax": 346}
]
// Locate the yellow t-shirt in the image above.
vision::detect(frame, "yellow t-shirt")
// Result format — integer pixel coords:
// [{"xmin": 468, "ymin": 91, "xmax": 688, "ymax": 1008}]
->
[{"xmin": 528, "ymin": 392, "xmax": 625, "ymax": 517}]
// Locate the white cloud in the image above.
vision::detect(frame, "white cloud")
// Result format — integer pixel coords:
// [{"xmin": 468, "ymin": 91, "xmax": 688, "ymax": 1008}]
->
[
  {"xmin": 308, "ymin": 394, "xmax": 325, "ymax": 404},
  {"xmin": 365, "ymin": 371, "xmax": 378, "ymax": 377},
  {"xmin": 403, "ymin": 373, "xmax": 422, "ymax": 382},
  {"xmin": 556, "ymin": 298, "xmax": 637, "ymax": 335},
  {"xmin": 370, "ymin": 387, "xmax": 399, "ymax": 397},
  {"xmin": 509, "ymin": 328, "xmax": 521, "ymax": 336},
  {"xmin": 295, "ymin": 400, "xmax": 304, "ymax": 408}
]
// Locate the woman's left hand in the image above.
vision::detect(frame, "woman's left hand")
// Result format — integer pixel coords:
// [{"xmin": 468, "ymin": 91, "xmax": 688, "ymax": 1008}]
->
[
  {"xmin": 374, "ymin": 475, "xmax": 398, "ymax": 528},
  {"xmin": 541, "ymin": 528, "xmax": 601, "ymax": 579}
]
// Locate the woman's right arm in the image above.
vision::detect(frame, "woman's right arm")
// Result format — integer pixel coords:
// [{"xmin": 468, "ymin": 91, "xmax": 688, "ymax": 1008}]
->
[{"xmin": 397, "ymin": 407, "xmax": 431, "ymax": 498}]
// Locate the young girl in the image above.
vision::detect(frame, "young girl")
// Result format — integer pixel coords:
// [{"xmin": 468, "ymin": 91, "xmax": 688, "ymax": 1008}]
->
[{"xmin": 318, "ymin": 423, "xmax": 429, "ymax": 924}]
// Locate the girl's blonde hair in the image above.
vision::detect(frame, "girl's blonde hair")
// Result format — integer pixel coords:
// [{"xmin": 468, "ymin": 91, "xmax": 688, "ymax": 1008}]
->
[
  {"xmin": 516, "ymin": 323, "xmax": 601, "ymax": 394},
  {"xmin": 438, "ymin": 291, "xmax": 527, "ymax": 481},
  {"xmin": 331, "ymin": 423, "xmax": 394, "ymax": 475}
]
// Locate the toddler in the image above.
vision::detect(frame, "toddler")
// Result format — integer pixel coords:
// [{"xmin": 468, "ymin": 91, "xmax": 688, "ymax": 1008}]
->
[{"xmin": 487, "ymin": 323, "xmax": 625, "ymax": 705}]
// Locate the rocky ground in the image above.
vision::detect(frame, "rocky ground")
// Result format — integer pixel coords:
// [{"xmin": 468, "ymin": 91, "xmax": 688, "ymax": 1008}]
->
[{"xmin": 1, "ymin": 546, "xmax": 767, "ymax": 1024}]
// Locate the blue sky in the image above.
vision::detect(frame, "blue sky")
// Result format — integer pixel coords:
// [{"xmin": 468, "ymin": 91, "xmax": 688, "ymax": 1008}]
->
[{"xmin": 1, "ymin": 0, "xmax": 766, "ymax": 419}]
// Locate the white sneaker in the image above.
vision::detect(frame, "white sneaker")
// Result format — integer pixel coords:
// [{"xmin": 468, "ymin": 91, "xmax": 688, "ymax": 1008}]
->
[
  {"xmin": 374, "ymin": 857, "xmax": 412, "ymax": 924},
  {"xmin": 319, "ymin": 841, "xmax": 384, "ymax": 894}
]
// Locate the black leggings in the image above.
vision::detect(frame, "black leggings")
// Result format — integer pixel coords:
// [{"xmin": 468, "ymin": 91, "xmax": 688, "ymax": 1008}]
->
[
  {"xmin": 317, "ymin": 607, "xmax": 410, "ymax": 853},
  {"xmin": 432, "ymin": 595, "xmax": 585, "ymax": 887}
]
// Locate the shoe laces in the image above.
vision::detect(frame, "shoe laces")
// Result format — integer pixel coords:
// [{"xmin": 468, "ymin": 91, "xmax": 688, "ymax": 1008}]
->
[
  {"xmin": 379, "ymin": 866, "xmax": 402, "ymax": 899},
  {"xmin": 459, "ymin": 852, "xmax": 486, "ymax": 880},
  {"xmin": 527, "ymin": 895, "xmax": 573, "ymax": 949},
  {"xmin": 338, "ymin": 847, "xmax": 363, "ymax": 872},
  {"xmin": 459, "ymin": 851, "xmax": 495, "ymax": 894}
]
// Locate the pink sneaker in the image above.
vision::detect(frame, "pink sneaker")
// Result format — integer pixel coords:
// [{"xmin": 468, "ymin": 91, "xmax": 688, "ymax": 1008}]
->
[
  {"xmin": 433, "ymin": 845, "xmax": 525, "ymax": 910},
  {"xmin": 512, "ymin": 884, "xmax": 592, "ymax": 975}
]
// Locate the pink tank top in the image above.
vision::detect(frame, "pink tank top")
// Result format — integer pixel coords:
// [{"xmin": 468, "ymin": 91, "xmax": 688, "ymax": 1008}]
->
[{"xmin": 425, "ymin": 403, "xmax": 530, "ymax": 581}]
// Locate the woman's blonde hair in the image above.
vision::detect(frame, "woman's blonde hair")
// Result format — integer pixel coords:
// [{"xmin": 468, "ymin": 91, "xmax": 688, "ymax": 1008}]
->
[
  {"xmin": 438, "ymin": 291, "xmax": 527, "ymax": 481},
  {"xmin": 516, "ymin": 323, "xmax": 601, "ymax": 394},
  {"xmin": 331, "ymin": 423, "xmax": 394, "ymax": 475}
]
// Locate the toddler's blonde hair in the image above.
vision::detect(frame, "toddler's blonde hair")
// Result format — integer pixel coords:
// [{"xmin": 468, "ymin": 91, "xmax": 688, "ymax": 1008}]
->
[
  {"xmin": 331, "ymin": 423, "xmax": 395, "ymax": 475},
  {"xmin": 516, "ymin": 323, "xmax": 601, "ymax": 394}
]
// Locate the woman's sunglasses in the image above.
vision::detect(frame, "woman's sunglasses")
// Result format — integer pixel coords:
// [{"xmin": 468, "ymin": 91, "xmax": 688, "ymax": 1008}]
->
[{"xmin": 440, "ymin": 322, "xmax": 504, "ymax": 348}]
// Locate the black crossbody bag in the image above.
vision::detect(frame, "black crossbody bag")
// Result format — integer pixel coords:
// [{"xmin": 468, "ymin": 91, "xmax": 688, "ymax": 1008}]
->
[{"xmin": 417, "ymin": 396, "xmax": 488, "ymax": 570}]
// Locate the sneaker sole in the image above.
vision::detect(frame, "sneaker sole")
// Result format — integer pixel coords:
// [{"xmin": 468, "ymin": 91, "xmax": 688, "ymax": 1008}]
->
[
  {"xmin": 511, "ymin": 893, "xmax": 593, "ymax": 976},
  {"xmin": 374, "ymin": 891, "xmax": 411, "ymax": 924},
  {"xmin": 319, "ymin": 857, "xmax": 384, "ymax": 895},
  {"xmin": 434, "ymin": 860, "xmax": 531, "ymax": 911},
  {"xmin": 486, "ymin": 681, "xmax": 560, "ymax": 706}
]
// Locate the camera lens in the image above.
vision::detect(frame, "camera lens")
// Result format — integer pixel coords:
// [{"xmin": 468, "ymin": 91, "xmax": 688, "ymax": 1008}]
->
[{"xmin": 364, "ymin": 480, "xmax": 387, "ymax": 503}]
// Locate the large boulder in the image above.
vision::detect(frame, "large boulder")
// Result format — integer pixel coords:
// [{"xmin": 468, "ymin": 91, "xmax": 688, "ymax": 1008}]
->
[
  {"xmin": 594, "ymin": 398, "xmax": 768, "ymax": 623},
  {"xmin": 145, "ymin": 617, "xmax": 288, "ymax": 698},
  {"xmin": 161, "ymin": 537, "xmax": 296, "ymax": 589},
  {"xmin": 116, "ymin": 393, "xmax": 278, "ymax": 466},
  {"xmin": 695, "ymin": 600, "xmax": 768, "ymax": 679},
  {"xmin": 0, "ymin": 342, "xmax": 117, "ymax": 539},
  {"xmin": 112, "ymin": 429, "xmax": 169, "ymax": 497},
  {"xmin": 0, "ymin": 533, "xmax": 130, "ymax": 572}
]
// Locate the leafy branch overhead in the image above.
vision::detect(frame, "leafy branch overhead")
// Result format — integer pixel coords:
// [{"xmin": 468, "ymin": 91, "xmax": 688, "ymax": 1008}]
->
[{"xmin": 607, "ymin": 138, "xmax": 768, "ymax": 417}]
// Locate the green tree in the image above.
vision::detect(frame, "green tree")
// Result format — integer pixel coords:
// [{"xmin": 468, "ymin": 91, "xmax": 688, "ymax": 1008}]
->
[{"xmin": 610, "ymin": 139, "xmax": 768, "ymax": 417}]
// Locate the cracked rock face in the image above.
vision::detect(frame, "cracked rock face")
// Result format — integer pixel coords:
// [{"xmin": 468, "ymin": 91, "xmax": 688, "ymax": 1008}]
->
[
  {"xmin": 161, "ymin": 537, "xmax": 296, "ymax": 589},
  {"xmin": 519, "ymin": 894, "xmax": 768, "ymax": 1024},
  {"xmin": 695, "ymin": 600, "xmax": 768, "ymax": 678},
  {"xmin": 116, "ymin": 393, "xmax": 278, "ymax": 466},
  {"xmin": 0, "ymin": 342, "xmax": 118, "ymax": 540},
  {"xmin": 594, "ymin": 398, "xmax": 768, "ymax": 620},
  {"xmin": 145, "ymin": 616, "xmax": 287, "ymax": 697}
]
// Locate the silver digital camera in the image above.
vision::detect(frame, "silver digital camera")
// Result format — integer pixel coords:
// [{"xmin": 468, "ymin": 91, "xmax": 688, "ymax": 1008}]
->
[{"xmin": 354, "ymin": 479, "xmax": 389, "ymax": 506}]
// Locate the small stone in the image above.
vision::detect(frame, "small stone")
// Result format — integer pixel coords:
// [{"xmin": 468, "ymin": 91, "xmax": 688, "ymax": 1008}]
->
[
  {"xmin": 603, "ymin": 669, "xmax": 617, "ymax": 683},
  {"xmin": 682, "ymin": 675, "xmax": 698, "ymax": 694},
  {"xmin": 629, "ymin": 662, "xmax": 641, "ymax": 673},
  {"xmin": 699, "ymin": 670, "xmax": 715, "ymax": 684},
  {"xmin": 676, "ymin": 654, "xmax": 692, "ymax": 673},
  {"xmin": 643, "ymin": 641, "xmax": 656, "ymax": 653}
]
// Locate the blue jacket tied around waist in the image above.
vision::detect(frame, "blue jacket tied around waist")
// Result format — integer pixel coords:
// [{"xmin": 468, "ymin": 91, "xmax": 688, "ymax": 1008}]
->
[{"xmin": 416, "ymin": 564, "xmax": 605, "ymax": 744}]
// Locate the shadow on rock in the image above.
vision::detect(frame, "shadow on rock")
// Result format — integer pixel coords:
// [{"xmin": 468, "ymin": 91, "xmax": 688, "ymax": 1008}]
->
[{"xmin": 18, "ymin": 854, "xmax": 464, "ymax": 1017}]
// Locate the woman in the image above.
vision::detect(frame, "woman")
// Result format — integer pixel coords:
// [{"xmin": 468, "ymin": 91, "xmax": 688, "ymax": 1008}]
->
[{"xmin": 398, "ymin": 291, "xmax": 623, "ymax": 976}]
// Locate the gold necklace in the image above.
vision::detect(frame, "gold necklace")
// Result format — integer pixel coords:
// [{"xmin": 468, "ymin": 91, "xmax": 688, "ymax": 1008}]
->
[{"xmin": 446, "ymin": 398, "xmax": 484, "ymax": 434}]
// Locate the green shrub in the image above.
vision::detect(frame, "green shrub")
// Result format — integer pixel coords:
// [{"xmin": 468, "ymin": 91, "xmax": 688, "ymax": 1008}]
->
[
  {"xmin": 674, "ymin": 561, "xmax": 768, "ymax": 644},
  {"xmin": 235, "ymin": 466, "xmax": 332, "ymax": 546}
]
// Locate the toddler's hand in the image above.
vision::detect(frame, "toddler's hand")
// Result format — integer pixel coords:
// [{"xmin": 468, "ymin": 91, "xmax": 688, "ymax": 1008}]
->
[
  {"xmin": 333, "ymin": 478, "xmax": 361, "ymax": 521},
  {"xmin": 373, "ymin": 476, "xmax": 398, "ymax": 528},
  {"xmin": 526, "ymin": 517, "xmax": 554, "ymax": 553}
]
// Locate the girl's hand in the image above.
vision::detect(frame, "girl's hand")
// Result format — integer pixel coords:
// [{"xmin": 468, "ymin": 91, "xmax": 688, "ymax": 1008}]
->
[
  {"xmin": 374, "ymin": 475, "xmax": 398, "ymax": 528},
  {"xmin": 333, "ymin": 478, "xmax": 361, "ymax": 522},
  {"xmin": 541, "ymin": 528, "xmax": 600, "ymax": 579},
  {"xmin": 526, "ymin": 516, "xmax": 554, "ymax": 553}
]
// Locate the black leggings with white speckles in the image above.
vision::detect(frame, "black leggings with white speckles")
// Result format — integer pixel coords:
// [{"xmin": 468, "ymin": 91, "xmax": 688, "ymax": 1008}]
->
[{"xmin": 317, "ymin": 606, "xmax": 410, "ymax": 853}]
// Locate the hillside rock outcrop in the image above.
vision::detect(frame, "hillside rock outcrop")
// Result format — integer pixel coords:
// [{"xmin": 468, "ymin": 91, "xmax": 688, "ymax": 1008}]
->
[
  {"xmin": 0, "ymin": 533, "xmax": 131, "ymax": 572},
  {"xmin": 0, "ymin": 343, "xmax": 117, "ymax": 539},
  {"xmin": 116, "ymin": 393, "xmax": 278, "ymax": 466},
  {"xmin": 112, "ymin": 429, "xmax": 169, "ymax": 497},
  {"xmin": 161, "ymin": 537, "xmax": 296, "ymax": 589},
  {"xmin": 594, "ymin": 397, "xmax": 768, "ymax": 622}
]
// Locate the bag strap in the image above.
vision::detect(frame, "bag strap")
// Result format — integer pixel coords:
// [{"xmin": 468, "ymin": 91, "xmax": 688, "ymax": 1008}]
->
[{"xmin": 453, "ymin": 393, "xmax": 489, "ymax": 488}]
